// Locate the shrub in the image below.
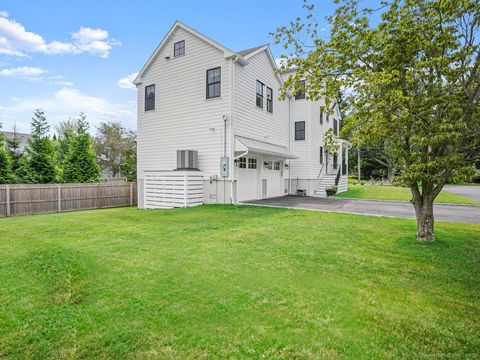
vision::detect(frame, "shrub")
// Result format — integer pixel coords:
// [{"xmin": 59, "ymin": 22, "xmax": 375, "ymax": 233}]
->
[{"xmin": 326, "ymin": 186, "xmax": 338, "ymax": 196}]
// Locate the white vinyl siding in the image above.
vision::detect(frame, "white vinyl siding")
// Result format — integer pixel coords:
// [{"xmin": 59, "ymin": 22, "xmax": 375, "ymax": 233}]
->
[
  {"xmin": 137, "ymin": 27, "xmax": 231, "ymax": 178},
  {"xmin": 234, "ymin": 51, "xmax": 289, "ymax": 148}
]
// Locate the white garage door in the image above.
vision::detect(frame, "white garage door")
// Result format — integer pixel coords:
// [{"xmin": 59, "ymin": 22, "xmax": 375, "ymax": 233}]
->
[
  {"xmin": 265, "ymin": 160, "xmax": 283, "ymax": 198},
  {"xmin": 237, "ymin": 157, "xmax": 259, "ymax": 202}
]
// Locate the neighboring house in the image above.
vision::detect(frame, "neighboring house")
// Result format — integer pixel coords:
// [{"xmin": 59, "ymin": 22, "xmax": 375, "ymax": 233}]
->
[
  {"xmin": 135, "ymin": 21, "xmax": 350, "ymax": 208},
  {"xmin": 1, "ymin": 131, "xmax": 32, "ymax": 151}
]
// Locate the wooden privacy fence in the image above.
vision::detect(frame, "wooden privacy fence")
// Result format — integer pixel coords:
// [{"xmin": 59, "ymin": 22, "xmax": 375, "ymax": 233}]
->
[{"xmin": 0, "ymin": 182, "xmax": 137, "ymax": 217}]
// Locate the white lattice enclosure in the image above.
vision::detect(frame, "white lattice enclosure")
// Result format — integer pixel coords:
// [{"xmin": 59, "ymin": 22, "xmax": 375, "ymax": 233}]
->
[{"xmin": 143, "ymin": 171, "xmax": 204, "ymax": 209}]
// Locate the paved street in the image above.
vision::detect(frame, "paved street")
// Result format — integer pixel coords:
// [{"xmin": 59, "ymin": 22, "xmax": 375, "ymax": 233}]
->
[{"xmin": 443, "ymin": 185, "xmax": 480, "ymax": 202}]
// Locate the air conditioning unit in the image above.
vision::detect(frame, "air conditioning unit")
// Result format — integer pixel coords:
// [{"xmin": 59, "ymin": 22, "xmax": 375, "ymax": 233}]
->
[{"xmin": 176, "ymin": 150, "xmax": 199, "ymax": 170}]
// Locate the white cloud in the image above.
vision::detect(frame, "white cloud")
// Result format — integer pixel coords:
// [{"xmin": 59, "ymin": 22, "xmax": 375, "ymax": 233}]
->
[
  {"xmin": 54, "ymin": 80, "xmax": 74, "ymax": 87},
  {"xmin": 0, "ymin": 87, "xmax": 136, "ymax": 132},
  {"xmin": 0, "ymin": 65, "xmax": 46, "ymax": 77},
  {"xmin": 117, "ymin": 72, "xmax": 138, "ymax": 90},
  {"xmin": 0, "ymin": 11, "xmax": 120, "ymax": 58}
]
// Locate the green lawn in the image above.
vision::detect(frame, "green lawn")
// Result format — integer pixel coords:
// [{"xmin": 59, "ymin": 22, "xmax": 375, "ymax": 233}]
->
[
  {"xmin": 337, "ymin": 184, "xmax": 480, "ymax": 205},
  {"xmin": 1, "ymin": 206, "xmax": 479, "ymax": 359}
]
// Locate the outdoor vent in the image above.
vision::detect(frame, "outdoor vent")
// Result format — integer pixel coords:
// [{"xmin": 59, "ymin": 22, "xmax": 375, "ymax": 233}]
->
[{"xmin": 176, "ymin": 150, "xmax": 199, "ymax": 170}]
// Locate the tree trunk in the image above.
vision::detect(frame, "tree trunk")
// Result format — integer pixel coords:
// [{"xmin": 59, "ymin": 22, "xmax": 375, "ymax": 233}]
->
[
  {"xmin": 410, "ymin": 184, "xmax": 439, "ymax": 242},
  {"xmin": 387, "ymin": 166, "xmax": 394, "ymax": 183},
  {"xmin": 357, "ymin": 148, "xmax": 361, "ymax": 180},
  {"xmin": 413, "ymin": 201, "xmax": 435, "ymax": 242}
]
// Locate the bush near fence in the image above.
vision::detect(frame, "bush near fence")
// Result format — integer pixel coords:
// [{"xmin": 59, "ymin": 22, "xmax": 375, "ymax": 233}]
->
[{"xmin": 0, "ymin": 182, "xmax": 137, "ymax": 217}]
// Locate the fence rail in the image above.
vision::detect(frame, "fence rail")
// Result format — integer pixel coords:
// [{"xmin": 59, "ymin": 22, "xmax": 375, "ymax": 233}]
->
[{"xmin": 0, "ymin": 182, "xmax": 137, "ymax": 218}]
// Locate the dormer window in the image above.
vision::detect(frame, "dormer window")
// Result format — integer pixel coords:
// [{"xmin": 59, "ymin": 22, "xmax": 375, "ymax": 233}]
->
[
  {"xmin": 174, "ymin": 40, "xmax": 185, "ymax": 57},
  {"xmin": 295, "ymin": 80, "xmax": 306, "ymax": 100}
]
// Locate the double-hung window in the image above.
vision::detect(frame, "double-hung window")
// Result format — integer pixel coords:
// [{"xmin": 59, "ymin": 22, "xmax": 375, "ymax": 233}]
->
[
  {"xmin": 145, "ymin": 84, "xmax": 155, "ymax": 111},
  {"xmin": 206, "ymin": 67, "xmax": 221, "ymax": 99},
  {"xmin": 266, "ymin": 87, "xmax": 273, "ymax": 113},
  {"xmin": 295, "ymin": 80, "xmax": 306, "ymax": 100},
  {"xmin": 256, "ymin": 80, "xmax": 264, "ymax": 109},
  {"xmin": 320, "ymin": 110, "xmax": 323, "ymax": 124},
  {"xmin": 248, "ymin": 158, "xmax": 257, "ymax": 169},
  {"xmin": 333, "ymin": 119, "xmax": 338, "ymax": 136},
  {"xmin": 295, "ymin": 121, "xmax": 305, "ymax": 140},
  {"xmin": 274, "ymin": 161, "xmax": 280, "ymax": 170},
  {"xmin": 174, "ymin": 40, "xmax": 185, "ymax": 57}
]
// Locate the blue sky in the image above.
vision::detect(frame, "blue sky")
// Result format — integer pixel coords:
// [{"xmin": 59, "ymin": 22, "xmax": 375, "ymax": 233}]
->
[{"xmin": 0, "ymin": 0, "xmax": 335, "ymax": 134}]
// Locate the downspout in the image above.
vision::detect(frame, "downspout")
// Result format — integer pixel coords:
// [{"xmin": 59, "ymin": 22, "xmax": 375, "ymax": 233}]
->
[
  {"xmin": 288, "ymin": 94, "xmax": 292, "ymax": 195},
  {"xmin": 229, "ymin": 56, "xmax": 237, "ymax": 204}
]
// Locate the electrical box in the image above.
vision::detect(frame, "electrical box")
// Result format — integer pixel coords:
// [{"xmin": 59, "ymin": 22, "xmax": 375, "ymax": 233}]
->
[{"xmin": 220, "ymin": 156, "xmax": 229, "ymax": 177}]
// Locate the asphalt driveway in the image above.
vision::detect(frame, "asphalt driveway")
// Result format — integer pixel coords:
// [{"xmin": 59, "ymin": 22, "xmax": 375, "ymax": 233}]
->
[{"xmin": 243, "ymin": 196, "xmax": 480, "ymax": 224}]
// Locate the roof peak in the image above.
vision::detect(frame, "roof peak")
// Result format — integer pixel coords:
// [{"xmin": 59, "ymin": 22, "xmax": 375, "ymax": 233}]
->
[{"xmin": 236, "ymin": 44, "xmax": 269, "ymax": 57}]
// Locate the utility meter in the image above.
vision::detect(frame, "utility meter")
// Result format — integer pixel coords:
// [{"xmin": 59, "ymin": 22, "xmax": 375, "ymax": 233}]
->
[{"xmin": 220, "ymin": 156, "xmax": 229, "ymax": 177}]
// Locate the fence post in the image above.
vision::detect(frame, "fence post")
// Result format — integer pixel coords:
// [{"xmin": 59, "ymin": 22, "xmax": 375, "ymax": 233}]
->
[
  {"xmin": 97, "ymin": 185, "xmax": 101, "ymax": 209},
  {"xmin": 57, "ymin": 184, "xmax": 61, "ymax": 212},
  {"xmin": 5, "ymin": 185, "xmax": 10, "ymax": 217},
  {"xmin": 129, "ymin": 182, "xmax": 133, "ymax": 206}
]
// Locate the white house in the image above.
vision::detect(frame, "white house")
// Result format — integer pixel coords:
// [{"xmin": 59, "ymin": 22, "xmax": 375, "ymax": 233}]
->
[{"xmin": 134, "ymin": 21, "xmax": 349, "ymax": 208}]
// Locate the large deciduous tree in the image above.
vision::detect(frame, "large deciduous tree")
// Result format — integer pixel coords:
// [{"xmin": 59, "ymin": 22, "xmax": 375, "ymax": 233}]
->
[
  {"xmin": 94, "ymin": 121, "xmax": 136, "ymax": 178},
  {"xmin": 273, "ymin": 0, "xmax": 480, "ymax": 241}
]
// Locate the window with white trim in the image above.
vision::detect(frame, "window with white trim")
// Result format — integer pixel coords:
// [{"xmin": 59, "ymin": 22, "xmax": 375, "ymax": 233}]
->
[
  {"xmin": 295, "ymin": 80, "xmax": 306, "ymax": 100},
  {"xmin": 206, "ymin": 67, "xmax": 221, "ymax": 99},
  {"xmin": 145, "ymin": 84, "xmax": 155, "ymax": 111},
  {"xmin": 238, "ymin": 157, "xmax": 246, "ymax": 168},
  {"xmin": 295, "ymin": 121, "xmax": 305, "ymax": 140},
  {"xmin": 174, "ymin": 40, "xmax": 185, "ymax": 57},
  {"xmin": 248, "ymin": 158, "xmax": 257, "ymax": 169},
  {"xmin": 266, "ymin": 87, "xmax": 273, "ymax": 113},
  {"xmin": 274, "ymin": 161, "xmax": 281, "ymax": 170},
  {"xmin": 256, "ymin": 80, "xmax": 264, "ymax": 108}
]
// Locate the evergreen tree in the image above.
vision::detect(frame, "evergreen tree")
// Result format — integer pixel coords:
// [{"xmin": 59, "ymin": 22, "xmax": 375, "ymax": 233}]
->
[
  {"xmin": 19, "ymin": 109, "xmax": 59, "ymax": 183},
  {"xmin": 122, "ymin": 141, "xmax": 137, "ymax": 181},
  {"xmin": 63, "ymin": 114, "xmax": 100, "ymax": 183},
  {"xmin": 0, "ymin": 127, "xmax": 13, "ymax": 184},
  {"xmin": 5, "ymin": 124, "xmax": 24, "ymax": 174},
  {"xmin": 54, "ymin": 118, "xmax": 77, "ymax": 166}
]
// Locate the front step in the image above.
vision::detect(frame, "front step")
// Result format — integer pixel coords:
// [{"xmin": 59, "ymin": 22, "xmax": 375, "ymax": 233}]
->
[{"xmin": 313, "ymin": 175, "xmax": 337, "ymax": 197}]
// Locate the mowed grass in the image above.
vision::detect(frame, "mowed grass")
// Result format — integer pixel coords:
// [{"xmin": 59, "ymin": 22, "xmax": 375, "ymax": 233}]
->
[
  {"xmin": 337, "ymin": 184, "xmax": 480, "ymax": 205},
  {"xmin": 0, "ymin": 206, "xmax": 479, "ymax": 359}
]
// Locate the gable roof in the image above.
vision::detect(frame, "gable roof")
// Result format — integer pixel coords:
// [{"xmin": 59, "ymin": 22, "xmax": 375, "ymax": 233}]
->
[
  {"xmin": 237, "ymin": 44, "xmax": 268, "ymax": 57},
  {"xmin": 134, "ymin": 21, "xmax": 283, "ymax": 86},
  {"xmin": 135, "ymin": 21, "xmax": 246, "ymax": 84},
  {"xmin": 241, "ymin": 44, "xmax": 284, "ymax": 85}
]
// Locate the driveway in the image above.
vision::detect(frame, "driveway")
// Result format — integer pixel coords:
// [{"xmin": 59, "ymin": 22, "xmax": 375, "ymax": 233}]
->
[
  {"xmin": 243, "ymin": 196, "xmax": 480, "ymax": 224},
  {"xmin": 443, "ymin": 185, "xmax": 480, "ymax": 202}
]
